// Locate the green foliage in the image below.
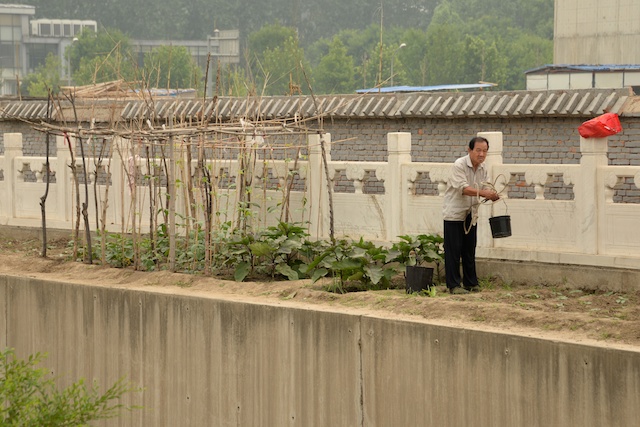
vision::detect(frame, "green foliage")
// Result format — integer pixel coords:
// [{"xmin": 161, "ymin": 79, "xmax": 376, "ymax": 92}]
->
[
  {"xmin": 460, "ymin": 35, "xmax": 508, "ymax": 86},
  {"xmin": 0, "ymin": 348, "xmax": 139, "ymax": 426},
  {"xmin": 21, "ymin": 0, "xmax": 553, "ymax": 93},
  {"xmin": 226, "ymin": 221, "xmax": 313, "ymax": 281},
  {"xmin": 392, "ymin": 234, "xmax": 445, "ymax": 282},
  {"xmin": 96, "ymin": 221, "xmax": 408, "ymax": 293},
  {"xmin": 249, "ymin": 24, "xmax": 298, "ymax": 65},
  {"xmin": 313, "ymin": 37, "xmax": 355, "ymax": 94},
  {"xmin": 423, "ymin": 3, "xmax": 466, "ymax": 85},
  {"xmin": 362, "ymin": 42, "xmax": 408, "ymax": 88},
  {"xmin": 70, "ymin": 28, "xmax": 136, "ymax": 86},
  {"xmin": 144, "ymin": 45, "xmax": 202, "ymax": 89},
  {"xmin": 99, "ymin": 233, "xmax": 135, "ymax": 268},
  {"xmin": 305, "ymin": 238, "xmax": 400, "ymax": 293},
  {"xmin": 397, "ymin": 28, "xmax": 429, "ymax": 86},
  {"xmin": 21, "ymin": 53, "xmax": 62, "ymax": 97},
  {"xmin": 392, "ymin": 234, "xmax": 444, "ymax": 266},
  {"xmin": 255, "ymin": 36, "xmax": 310, "ymax": 96}
]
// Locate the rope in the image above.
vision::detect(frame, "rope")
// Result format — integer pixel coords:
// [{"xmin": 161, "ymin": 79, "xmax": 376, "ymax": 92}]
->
[{"xmin": 464, "ymin": 174, "xmax": 508, "ymax": 234}]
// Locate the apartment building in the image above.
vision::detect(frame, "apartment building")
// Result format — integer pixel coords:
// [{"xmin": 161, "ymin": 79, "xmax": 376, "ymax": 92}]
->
[{"xmin": 0, "ymin": 4, "xmax": 239, "ymax": 96}]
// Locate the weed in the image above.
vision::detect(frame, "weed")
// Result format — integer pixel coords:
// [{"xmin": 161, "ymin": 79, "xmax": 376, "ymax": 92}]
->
[
  {"xmin": 416, "ymin": 286, "xmax": 437, "ymax": 298},
  {"xmin": 616, "ymin": 296, "xmax": 628, "ymax": 304},
  {"xmin": 478, "ymin": 276, "xmax": 495, "ymax": 290}
]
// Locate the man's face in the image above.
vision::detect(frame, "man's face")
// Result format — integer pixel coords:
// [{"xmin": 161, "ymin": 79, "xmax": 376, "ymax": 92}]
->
[{"xmin": 468, "ymin": 141, "xmax": 489, "ymax": 167}]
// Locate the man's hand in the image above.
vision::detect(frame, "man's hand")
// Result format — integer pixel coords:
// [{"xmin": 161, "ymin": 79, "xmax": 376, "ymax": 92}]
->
[{"xmin": 482, "ymin": 189, "xmax": 500, "ymax": 201}]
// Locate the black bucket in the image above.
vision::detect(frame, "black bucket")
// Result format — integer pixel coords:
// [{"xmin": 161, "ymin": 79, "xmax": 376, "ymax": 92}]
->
[
  {"xmin": 405, "ymin": 266, "xmax": 434, "ymax": 293},
  {"xmin": 489, "ymin": 215, "xmax": 512, "ymax": 238}
]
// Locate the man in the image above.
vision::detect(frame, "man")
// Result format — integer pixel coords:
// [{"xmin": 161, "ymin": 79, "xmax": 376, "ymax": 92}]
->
[{"xmin": 442, "ymin": 136, "xmax": 499, "ymax": 294}]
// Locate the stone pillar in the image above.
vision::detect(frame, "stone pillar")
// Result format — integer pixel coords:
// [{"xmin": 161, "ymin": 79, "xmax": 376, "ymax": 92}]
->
[
  {"xmin": 577, "ymin": 136, "xmax": 608, "ymax": 254},
  {"xmin": 110, "ymin": 137, "xmax": 125, "ymax": 232},
  {"xmin": 55, "ymin": 135, "xmax": 72, "ymax": 222},
  {"xmin": 386, "ymin": 132, "xmax": 412, "ymax": 241},
  {"xmin": 307, "ymin": 133, "xmax": 331, "ymax": 239},
  {"xmin": 477, "ymin": 131, "xmax": 505, "ymax": 248},
  {"xmin": 3, "ymin": 133, "xmax": 23, "ymax": 221}
]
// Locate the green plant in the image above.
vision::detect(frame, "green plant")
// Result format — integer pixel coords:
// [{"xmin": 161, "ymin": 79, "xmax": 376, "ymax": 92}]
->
[
  {"xmin": 0, "ymin": 348, "xmax": 140, "ymax": 425},
  {"xmin": 305, "ymin": 238, "xmax": 400, "ymax": 293},
  {"xmin": 225, "ymin": 221, "xmax": 318, "ymax": 282},
  {"xmin": 391, "ymin": 234, "xmax": 445, "ymax": 281},
  {"xmin": 417, "ymin": 286, "xmax": 438, "ymax": 298}
]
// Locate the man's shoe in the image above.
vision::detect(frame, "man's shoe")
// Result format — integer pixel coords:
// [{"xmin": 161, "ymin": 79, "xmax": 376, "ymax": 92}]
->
[
  {"xmin": 449, "ymin": 286, "xmax": 469, "ymax": 295},
  {"xmin": 467, "ymin": 285, "xmax": 481, "ymax": 293}
]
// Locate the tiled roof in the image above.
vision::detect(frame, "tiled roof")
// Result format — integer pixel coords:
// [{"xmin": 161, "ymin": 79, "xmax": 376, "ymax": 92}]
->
[{"xmin": 0, "ymin": 89, "xmax": 632, "ymax": 122}]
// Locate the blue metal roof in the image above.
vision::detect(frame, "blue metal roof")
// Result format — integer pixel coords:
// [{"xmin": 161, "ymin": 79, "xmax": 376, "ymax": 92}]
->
[
  {"xmin": 525, "ymin": 64, "xmax": 640, "ymax": 74},
  {"xmin": 355, "ymin": 83, "xmax": 495, "ymax": 94}
]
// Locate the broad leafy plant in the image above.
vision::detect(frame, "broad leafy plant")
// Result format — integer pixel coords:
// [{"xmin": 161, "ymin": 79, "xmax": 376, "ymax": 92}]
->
[
  {"xmin": 391, "ymin": 234, "xmax": 445, "ymax": 281},
  {"xmin": 305, "ymin": 238, "xmax": 400, "ymax": 293}
]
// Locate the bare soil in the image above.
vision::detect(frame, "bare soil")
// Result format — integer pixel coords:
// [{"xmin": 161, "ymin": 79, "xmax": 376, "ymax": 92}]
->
[{"xmin": 1, "ymin": 235, "xmax": 639, "ymax": 349}]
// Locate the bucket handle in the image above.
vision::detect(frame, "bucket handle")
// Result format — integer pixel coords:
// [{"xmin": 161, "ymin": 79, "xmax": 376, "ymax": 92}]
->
[
  {"xmin": 490, "ymin": 197, "xmax": 509, "ymax": 217},
  {"xmin": 483, "ymin": 174, "xmax": 509, "ymax": 217}
]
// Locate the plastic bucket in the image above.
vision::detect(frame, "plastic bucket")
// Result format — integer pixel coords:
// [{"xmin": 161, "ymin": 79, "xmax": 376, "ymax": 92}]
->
[
  {"xmin": 405, "ymin": 266, "xmax": 434, "ymax": 293},
  {"xmin": 489, "ymin": 215, "xmax": 511, "ymax": 238}
]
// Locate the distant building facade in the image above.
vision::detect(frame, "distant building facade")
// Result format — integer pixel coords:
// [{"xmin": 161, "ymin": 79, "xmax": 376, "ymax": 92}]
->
[
  {"xmin": 554, "ymin": 0, "xmax": 640, "ymax": 64},
  {"xmin": 525, "ymin": 64, "xmax": 640, "ymax": 93},
  {"xmin": 0, "ymin": 4, "xmax": 239, "ymax": 96},
  {"xmin": 526, "ymin": 0, "xmax": 640, "ymax": 91}
]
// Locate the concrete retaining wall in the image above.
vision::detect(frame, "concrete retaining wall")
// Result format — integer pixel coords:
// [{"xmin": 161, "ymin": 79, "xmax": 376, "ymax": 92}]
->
[{"xmin": 2, "ymin": 275, "xmax": 639, "ymax": 426}]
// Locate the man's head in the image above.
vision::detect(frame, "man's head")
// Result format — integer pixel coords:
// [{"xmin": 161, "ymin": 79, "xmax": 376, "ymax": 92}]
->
[{"xmin": 467, "ymin": 136, "xmax": 489, "ymax": 168}]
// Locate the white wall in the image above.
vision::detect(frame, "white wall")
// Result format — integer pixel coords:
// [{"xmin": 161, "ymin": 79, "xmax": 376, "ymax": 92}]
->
[
  {"xmin": 2, "ymin": 130, "xmax": 640, "ymax": 272},
  {"xmin": 555, "ymin": 0, "xmax": 640, "ymax": 64}
]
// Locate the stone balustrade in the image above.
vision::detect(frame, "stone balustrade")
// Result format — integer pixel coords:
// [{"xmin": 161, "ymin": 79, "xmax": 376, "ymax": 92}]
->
[{"xmin": 1, "ymin": 131, "xmax": 640, "ymax": 271}]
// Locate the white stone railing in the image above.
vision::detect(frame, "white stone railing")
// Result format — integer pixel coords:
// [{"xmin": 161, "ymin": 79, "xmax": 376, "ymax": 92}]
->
[{"xmin": 1, "ymin": 131, "xmax": 640, "ymax": 270}]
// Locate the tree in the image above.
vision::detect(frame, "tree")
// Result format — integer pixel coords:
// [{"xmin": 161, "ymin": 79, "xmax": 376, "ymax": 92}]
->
[
  {"xmin": 423, "ymin": 1, "xmax": 466, "ymax": 85},
  {"xmin": 362, "ymin": 42, "xmax": 407, "ymax": 88},
  {"xmin": 0, "ymin": 348, "xmax": 139, "ymax": 425},
  {"xmin": 501, "ymin": 30, "xmax": 553, "ymax": 89},
  {"xmin": 21, "ymin": 53, "xmax": 62, "ymax": 97},
  {"xmin": 69, "ymin": 28, "xmax": 136, "ymax": 86},
  {"xmin": 461, "ymin": 35, "xmax": 508, "ymax": 87},
  {"xmin": 144, "ymin": 45, "xmax": 202, "ymax": 89},
  {"xmin": 257, "ymin": 36, "xmax": 310, "ymax": 96},
  {"xmin": 397, "ymin": 28, "xmax": 429, "ymax": 86},
  {"xmin": 313, "ymin": 37, "xmax": 355, "ymax": 94}
]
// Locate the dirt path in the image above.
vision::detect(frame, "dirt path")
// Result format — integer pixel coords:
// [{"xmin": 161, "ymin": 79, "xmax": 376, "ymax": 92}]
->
[{"xmin": 1, "ymin": 236, "xmax": 639, "ymax": 349}]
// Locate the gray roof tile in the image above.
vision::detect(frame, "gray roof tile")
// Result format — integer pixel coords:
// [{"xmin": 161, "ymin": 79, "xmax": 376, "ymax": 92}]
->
[{"xmin": 1, "ymin": 89, "xmax": 633, "ymax": 123}]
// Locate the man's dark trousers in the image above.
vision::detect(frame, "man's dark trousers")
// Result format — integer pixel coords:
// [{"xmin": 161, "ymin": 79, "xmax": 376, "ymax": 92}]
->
[{"xmin": 444, "ymin": 214, "xmax": 478, "ymax": 290}]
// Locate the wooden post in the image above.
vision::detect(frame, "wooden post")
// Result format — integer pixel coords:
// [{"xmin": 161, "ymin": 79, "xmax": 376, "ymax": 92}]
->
[{"xmin": 168, "ymin": 131, "xmax": 177, "ymax": 272}]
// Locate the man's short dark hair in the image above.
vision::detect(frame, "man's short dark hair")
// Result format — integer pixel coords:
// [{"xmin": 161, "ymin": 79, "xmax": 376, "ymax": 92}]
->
[{"xmin": 468, "ymin": 136, "xmax": 489, "ymax": 150}]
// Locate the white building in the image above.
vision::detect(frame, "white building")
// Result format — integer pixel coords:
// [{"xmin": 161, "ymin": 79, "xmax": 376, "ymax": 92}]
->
[
  {"xmin": 554, "ymin": 0, "xmax": 640, "ymax": 65},
  {"xmin": 525, "ymin": 64, "xmax": 640, "ymax": 93},
  {"xmin": 0, "ymin": 4, "xmax": 239, "ymax": 96}
]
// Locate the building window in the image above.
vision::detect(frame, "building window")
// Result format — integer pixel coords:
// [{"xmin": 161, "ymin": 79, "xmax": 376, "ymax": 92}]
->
[
  {"xmin": 39, "ymin": 23, "xmax": 51, "ymax": 36},
  {"xmin": 27, "ymin": 43, "xmax": 59, "ymax": 72},
  {"xmin": 0, "ymin": 43, "xmax": 16, "ymax": 69}
]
